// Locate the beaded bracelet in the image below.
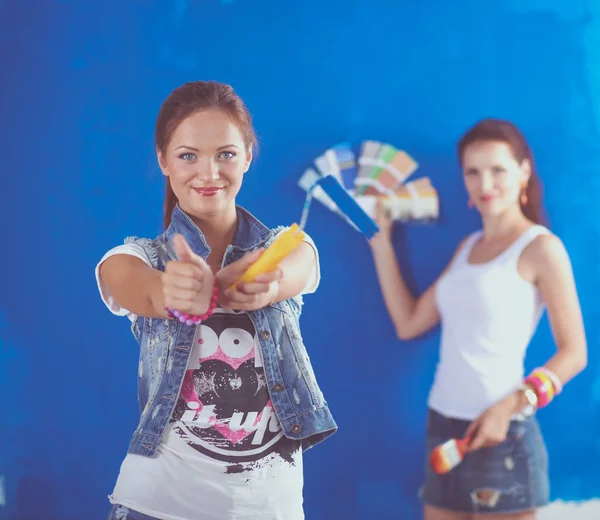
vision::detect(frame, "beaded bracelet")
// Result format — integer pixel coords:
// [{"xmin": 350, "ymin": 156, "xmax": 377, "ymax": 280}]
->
[
  {"xmin": 165, "ymin": 281, "xmax": 219, "ymax": 325},
  {"xmin": 525, "ymin": 367, "xmax": 558, "ymax": 408}
]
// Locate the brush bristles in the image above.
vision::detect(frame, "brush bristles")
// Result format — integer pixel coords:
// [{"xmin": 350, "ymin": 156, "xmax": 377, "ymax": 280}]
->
[{"xmin": 430, "ymin": 439, "xmax": 464, "ymax": 474}]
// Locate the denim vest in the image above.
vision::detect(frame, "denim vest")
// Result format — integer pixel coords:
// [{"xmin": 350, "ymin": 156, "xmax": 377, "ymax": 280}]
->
[{"xmin": 123, "ymin": 205, "xmax": 337, "ymax": 457}]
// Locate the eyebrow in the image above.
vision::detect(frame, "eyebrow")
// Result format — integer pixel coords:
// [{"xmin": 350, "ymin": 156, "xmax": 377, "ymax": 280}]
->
[{"xmin": 175, "ymin": 144, "xmax": 239, "ymax": 151}]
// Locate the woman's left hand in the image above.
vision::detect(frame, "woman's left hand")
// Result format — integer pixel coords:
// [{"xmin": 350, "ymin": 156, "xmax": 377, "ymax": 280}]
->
[
  {"xmin": 465, "ymin": 393, "xmax": 518, "ymax": 452},
  {"xmin": 216, "ymin": 250, "xmax": 284, "ymax": 311}
]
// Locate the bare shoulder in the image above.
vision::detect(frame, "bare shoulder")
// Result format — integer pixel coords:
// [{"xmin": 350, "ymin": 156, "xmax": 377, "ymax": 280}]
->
[
  {"xmin": 524, "ymin": 232, "xmax": 569, "ymax": 261},
  {"xmin": 522, "ymin": 232, "xmax": 572, "ymax": 282}
]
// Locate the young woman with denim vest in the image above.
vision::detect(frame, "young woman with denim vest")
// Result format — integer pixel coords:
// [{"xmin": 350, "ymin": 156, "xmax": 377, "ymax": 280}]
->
[
  {"xmin": 95, "ymin": 81, "xmax": 337, "ymax": 520},
  {"xmin": 369, "ymin": 119, "xmax": 587, "ymax": 519}
]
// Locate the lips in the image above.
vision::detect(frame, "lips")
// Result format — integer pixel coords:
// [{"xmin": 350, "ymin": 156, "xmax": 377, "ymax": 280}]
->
[
  {"xmin": 480, "ymin": 195, "xmax": 495, "ymax": 203},
  {"xmin": 193, "ymin": 187, "xmax": 224, "ymax": 196}
]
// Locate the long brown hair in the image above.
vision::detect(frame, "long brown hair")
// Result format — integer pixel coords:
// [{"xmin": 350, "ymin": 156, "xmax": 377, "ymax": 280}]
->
[
  {"xmin": 457, "ymin": 118, "xmax": 546, "ymax": 225},
  {"xmin": 155, "ymin": 81, "xmax": 257, "ymax": 229}
]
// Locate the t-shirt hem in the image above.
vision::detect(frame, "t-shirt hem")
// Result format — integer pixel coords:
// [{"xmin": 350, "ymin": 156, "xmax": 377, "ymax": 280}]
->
[{"xmin": 109, "ymin": 496, "xmax": 213, "ymax": 520}]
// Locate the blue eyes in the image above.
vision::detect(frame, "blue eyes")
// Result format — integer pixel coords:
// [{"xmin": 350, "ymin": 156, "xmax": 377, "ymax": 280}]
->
[
  {"xmin": 178, "ymin": 151, "xmax": 236, "ymax": 161},
  {"xmin": 466, "ymin": 167, "xmax": 506, "ymax": 175}
]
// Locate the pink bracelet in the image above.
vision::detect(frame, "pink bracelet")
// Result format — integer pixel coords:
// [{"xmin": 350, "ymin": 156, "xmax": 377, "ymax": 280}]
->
[
  {"xmin": 537, "ymin": 366, "xmax": 563, "ymax": 395},
  {"xmin": 166, "ymin": 282, "xmax": 219, "ymax": 326},
  {"xmin": 524, "ymin": 372, "xmax": 554, "ymax": 408}
]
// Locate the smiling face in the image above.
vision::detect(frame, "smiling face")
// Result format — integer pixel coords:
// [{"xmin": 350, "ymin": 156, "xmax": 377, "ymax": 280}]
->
[
  {"xmin": 158, "ymin": 109, "xmax": 252, "ymax": 221},
  {"xmin": 462, "ymin": 140, "xmax": 531, "ymax": 219}
]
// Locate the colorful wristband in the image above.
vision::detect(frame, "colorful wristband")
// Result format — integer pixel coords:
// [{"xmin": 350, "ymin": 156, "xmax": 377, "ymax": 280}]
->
[
  {"xmin": 537, "ymin": 366, "xmax": 563, "ymax": 395},
  {"xmin": 525, "ymin": 371, "xmax": 554, "ymax": 408},
  {"xmin": 165, "ymin": 281, "xmax": 219, "ymax": 326},
  {"xmin": 536, "ymin": 370, "xmax": 555, "ymax": 401}
]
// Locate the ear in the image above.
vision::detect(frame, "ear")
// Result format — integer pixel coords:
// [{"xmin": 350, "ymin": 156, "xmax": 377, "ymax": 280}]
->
[
  {"xmin": 157, "ymin": 149, "xmax": 169, "ymax": 177},
  {"xmin": 520, "ymin": 158, "xmax": 532, "ymax": 184},
  {"xmin": 243, "ymin": 145, "xmax": 253, "ymax": 173}
]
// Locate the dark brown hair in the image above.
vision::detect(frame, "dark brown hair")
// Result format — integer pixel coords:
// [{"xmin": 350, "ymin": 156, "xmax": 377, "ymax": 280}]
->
[
  {"xmin": 155, "ymin": 81, "xmax": 257, "ymax": 228},
  {"xmin": 457, "ymin": 118, "xmax": 545, "ymax": 225}
]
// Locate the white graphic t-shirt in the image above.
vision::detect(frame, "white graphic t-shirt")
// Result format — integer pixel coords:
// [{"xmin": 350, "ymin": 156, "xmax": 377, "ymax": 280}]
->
[{"xmin": 96, "ymin": 239, "xmax": 320, "ymax": 520}]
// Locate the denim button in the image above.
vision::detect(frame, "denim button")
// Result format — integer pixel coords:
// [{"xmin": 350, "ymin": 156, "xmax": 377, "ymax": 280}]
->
[
  {"xmin": 273, "ymin": 383, "xmax": 284, "ymax": 392},
  {"xmin": 291, "ymin": 424, "xmax": 302, "ymax": 434},
  {"xmin": 261, "ymin": 330, "xmax": 271, "ymax": 340}
]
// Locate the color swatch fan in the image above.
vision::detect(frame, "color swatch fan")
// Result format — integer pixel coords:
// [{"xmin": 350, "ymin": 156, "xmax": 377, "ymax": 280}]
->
[{"xmin": 298, "ymin": 140, "xmax": 439, "ymax": 230}]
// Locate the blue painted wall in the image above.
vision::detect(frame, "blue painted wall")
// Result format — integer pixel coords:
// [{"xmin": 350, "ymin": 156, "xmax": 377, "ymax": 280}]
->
[{"xmin": 1, "ymin": 1, "xmax": 599, "ymax": 518}]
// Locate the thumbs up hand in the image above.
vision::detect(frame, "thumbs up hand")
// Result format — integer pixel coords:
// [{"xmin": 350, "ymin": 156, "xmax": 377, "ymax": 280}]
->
[{"xmin": 162, "ymin": 234, "xmax": 215, "ymax": 316}]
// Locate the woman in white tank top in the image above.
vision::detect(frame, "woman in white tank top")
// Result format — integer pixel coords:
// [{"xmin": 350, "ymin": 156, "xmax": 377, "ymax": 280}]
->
[{"xmin": 369, "ymin": 119, "xmax": 587, "ymax": 520}]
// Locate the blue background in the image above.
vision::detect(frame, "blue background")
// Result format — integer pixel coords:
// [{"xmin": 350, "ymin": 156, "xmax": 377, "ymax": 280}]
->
[{"xmin": 1, "ymin": 0, "xmax": 599, "ymax": 518}]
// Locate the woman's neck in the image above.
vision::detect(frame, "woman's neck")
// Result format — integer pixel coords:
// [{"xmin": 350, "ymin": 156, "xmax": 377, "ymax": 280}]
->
[
  {"xmin": 192, "ymin": 205, "xmax": 238, "ymax": 272},
  {"xmin": 481, "ymin": 207, "xmax": 531, "ymax": 240}
]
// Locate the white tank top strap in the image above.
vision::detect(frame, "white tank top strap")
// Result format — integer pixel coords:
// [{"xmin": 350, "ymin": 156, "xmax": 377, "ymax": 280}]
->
[
  {"xmin": 497, "ymin": 225, "xmax": 550, "ymax": 267},
  {"xmin": 451, "ymin": 231, "xmax": 482, "ymax": 269}
]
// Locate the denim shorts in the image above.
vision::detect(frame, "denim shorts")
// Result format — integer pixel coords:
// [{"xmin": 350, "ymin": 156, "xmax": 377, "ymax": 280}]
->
[
  {"xmin": 108, "ymin": 504, "xmax": 161, "ymax": 520},
  {"xmin": 420, "ymin": 408, "xmax": 550, "ymax": 515}
]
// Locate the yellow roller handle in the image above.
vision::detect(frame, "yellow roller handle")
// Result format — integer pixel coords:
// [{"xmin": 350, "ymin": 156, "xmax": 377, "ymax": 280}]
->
[{"xmin": 235, "ymin": 223, "xmax": 306, "ymax": 286}]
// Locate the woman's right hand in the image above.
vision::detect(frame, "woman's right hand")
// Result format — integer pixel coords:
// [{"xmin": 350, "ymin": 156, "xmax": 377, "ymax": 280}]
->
[
  {"xmin": 162, "ymin": 234, "xmax": 215, "ymax": 316},
  {"xmin": 369, "ymin": 197, "xmax": 393, "ymax": 247}
]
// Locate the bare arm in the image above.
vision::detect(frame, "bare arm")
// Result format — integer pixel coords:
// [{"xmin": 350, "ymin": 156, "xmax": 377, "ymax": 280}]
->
[
  {"xmin": 99, "ymin": 255, "xmax": 168, "ymax": 319},
  {"xmin": 370, "ymin": 233, "xmax": 468, "ymax": 340},
  {"xmin": 467, "ymin": 234, "xmax": 588, "ymax": 448},
  {"xmin": 370, "ymin": 238, "xmax": 436, "ymax": 340},
  {"xmin": 218, "ymin": 238, "xmax": 318, "ymax": 310},
  {"xmin": 528, "ymin": 234, "xmax": 587, "ymax": 383},
  {"xmin": 274, "ymin": 241, "xmax": 316, "ymax": 302}
]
